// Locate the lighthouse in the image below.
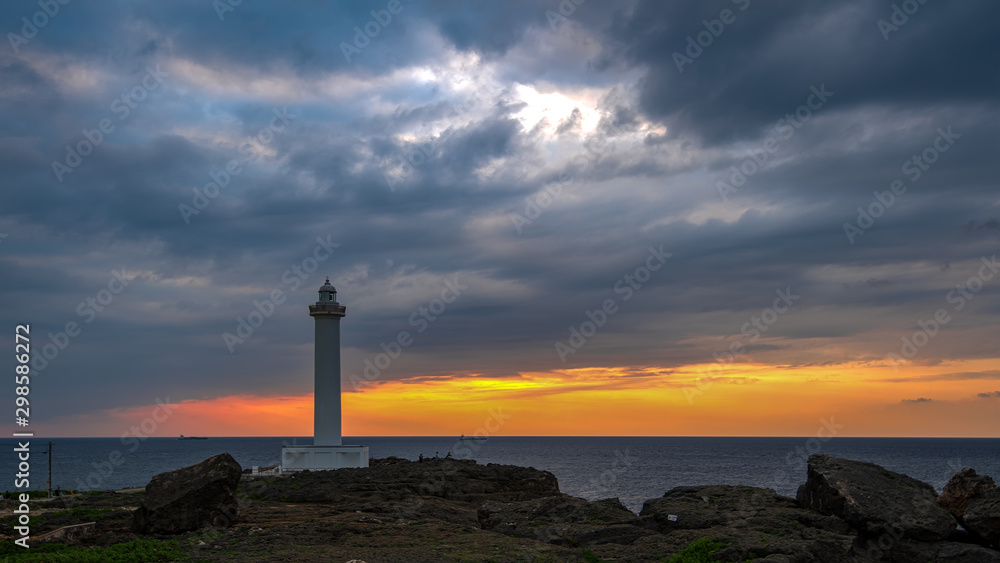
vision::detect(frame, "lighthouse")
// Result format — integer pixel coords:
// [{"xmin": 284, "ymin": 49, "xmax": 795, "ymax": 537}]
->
[{"xmin": 281, "ymin": 278, "xmax": 369, "ymax": 471}]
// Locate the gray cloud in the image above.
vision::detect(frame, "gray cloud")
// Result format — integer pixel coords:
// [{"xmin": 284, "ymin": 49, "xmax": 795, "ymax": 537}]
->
[
  {"xmin": 1, "ymin": 0, "xmax": 998, "ymax": 426},
  {"xmin": 879, "ymin": 372, "xmax": 1000, "ymax": 384}
]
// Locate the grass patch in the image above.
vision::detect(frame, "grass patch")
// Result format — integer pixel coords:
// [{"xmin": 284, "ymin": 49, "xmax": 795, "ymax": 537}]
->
[
  {"xmin": 667, "ymin": 537, "xmax": 724, "ymax": 563},
  {"xmin": 44, "ymin": 507, "xmax": 116, "ymax": 520},
  {"xmin": 6, "ymin": 490, "xmax": 54, "ymax": 500},
  {"xmin": 0, "ymin": 538, "xmax": 187, "ymax": 562}
]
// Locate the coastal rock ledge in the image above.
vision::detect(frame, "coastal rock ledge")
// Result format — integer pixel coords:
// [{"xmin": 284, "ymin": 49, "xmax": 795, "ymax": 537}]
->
[
  {"xmin": 22, "ymin": 453, "xmax": 1000, "ymax": 561},
  {"xmin": 467, "ymin": 455, "xmax": 1000, "ymax": 562}
]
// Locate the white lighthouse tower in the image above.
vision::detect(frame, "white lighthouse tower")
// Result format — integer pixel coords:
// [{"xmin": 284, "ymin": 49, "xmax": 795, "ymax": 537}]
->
[{"xmin": 281, "ymin": 278, "xmax": 369, "ymax": 471}]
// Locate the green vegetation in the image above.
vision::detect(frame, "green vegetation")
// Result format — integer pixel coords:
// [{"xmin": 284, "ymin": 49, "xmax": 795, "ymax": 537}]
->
[
  {"xmin": 45, "ymin": 507, "xmax": 117, "ymax": 520},
  {"xmin": 0, "ymin": 538, "xmax": 186, "ymax": 562},
  {"xmin": 666, "ymin": 537, "xmax": 724, "ymax": 563},
  {"xmin": 7, "ymin": 490, "xmax": 57, "ymax": 500},
  {"xmin": 2, "ymin": 515, "xmax": 40, "ymax": 529},
  {"xmin": 663, "ymin": 538, "xmax": 764, "ymax": 563}
]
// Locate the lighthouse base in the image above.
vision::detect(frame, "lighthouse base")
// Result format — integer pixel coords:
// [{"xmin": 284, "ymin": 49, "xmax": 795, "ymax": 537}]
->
[{"xmin": 280, "ymin": 445, "xmax": 369, "ymax": 471}]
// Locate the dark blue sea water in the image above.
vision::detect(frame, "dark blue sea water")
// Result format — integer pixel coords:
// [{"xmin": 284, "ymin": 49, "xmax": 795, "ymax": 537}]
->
[{"xmin": 4, "ymin": 436, "xmax": 998, "ymax": 513}]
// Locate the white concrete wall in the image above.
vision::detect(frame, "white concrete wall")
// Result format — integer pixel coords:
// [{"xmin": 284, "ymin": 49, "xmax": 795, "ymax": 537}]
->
[{"xmin": 281, "ymin": 445, "xmax": 369, "ymax": 470}]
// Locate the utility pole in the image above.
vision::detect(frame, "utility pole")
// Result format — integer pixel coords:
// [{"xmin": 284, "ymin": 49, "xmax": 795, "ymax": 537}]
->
[{"xmin": 42, "ymin": 442, "xmax": 52, "ymax": 497}]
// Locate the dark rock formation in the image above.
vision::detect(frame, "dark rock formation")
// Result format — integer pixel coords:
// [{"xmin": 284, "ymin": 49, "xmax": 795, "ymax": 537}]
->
[
  {"xmin": 478, "ymin": 495, "xmax": 653, "ymax": 547},
  {"xmin": 939, "ymin": 467, "xmax": 997, "ymax": 518},
  {"xmin": 132, "ymin": 452, "xmax": 242, "ymax": 534},
  {"xmin": 884, "ymin": 539, "xmax": 1000, "ymax": 562},
  {"xmin": 934, "ymin": 467, "xmax": 1000, "ymax": 548},
  {"xmin": 240, "ymin": 458, "xmax": 561, "ymax": 526},
  {"xmin": 965, "ymin": 488, "xmax": 1000, "ymax": 547},
  {"xmin": 129, "ymin": 454, "xmax": 997, "ymax": 561},
  {"xmin": 796, "ymin": 454, "xmax": 957, "ymax": 542},
  {"xmin": 640, "ymin": 484, "xmax": 861, "ymax": 563}
]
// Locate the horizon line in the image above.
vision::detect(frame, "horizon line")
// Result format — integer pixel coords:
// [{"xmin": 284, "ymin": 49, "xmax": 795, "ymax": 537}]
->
[{"xmin": 13, "ymin": 434, "xmax": 1000, "ymax": 440}]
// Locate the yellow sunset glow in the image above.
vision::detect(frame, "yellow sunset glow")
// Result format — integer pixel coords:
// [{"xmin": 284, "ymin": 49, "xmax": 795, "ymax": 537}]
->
[{"xmin": 39, "ymin": 359, "xmax": 999, "ymax": 438}]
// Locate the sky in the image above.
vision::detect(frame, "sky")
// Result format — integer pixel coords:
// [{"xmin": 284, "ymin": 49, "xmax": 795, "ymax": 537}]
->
[{"xmin": 2, "ymin": 0, "xmax": 998, "ymax": 438}]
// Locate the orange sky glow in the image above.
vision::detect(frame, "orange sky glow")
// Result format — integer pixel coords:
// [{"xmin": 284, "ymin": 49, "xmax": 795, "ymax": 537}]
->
[{"xmin": 39, "ymin": 358, "xmax": 999, "ymax": 438}]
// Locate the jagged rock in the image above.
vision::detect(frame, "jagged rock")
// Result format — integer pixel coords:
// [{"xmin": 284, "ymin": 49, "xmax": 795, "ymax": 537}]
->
[
  {"xmin": 132, "ymin": 453, "xmax": 242, "ymax": 534},
  {"xmin": 877, "ymin": 539, "xmax": 1000, "ymax": 562},
  {"xmin": 939, "ymin": 467, "xmax": 997, "ymax": 518},
  {"xmin": 965, "ymin": 488, "xmax": 1000, "ymax": 547},
  {"xmin": 478, "ymin": 495, "xmax": 653, "ymax": 546},
  {"xmin": 796, "ymin": 454, "xmax": 957, "ymax": 542},
  {"xmin": 640, "ymin": 485, "xmax": 861, "ymax": 563}
]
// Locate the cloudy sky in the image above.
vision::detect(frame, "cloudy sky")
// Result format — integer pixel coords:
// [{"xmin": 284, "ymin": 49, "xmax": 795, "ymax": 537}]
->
[{"xmin": 3, "ymin": 0, "xmax": 998, "ymax": 437}]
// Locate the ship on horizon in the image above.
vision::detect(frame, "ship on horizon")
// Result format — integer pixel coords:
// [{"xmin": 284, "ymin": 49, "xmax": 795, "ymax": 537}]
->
[
  {"xmin": 178, "ymin": 435, "xmax": 208, "ymax": 440},
  {"xmin": 459, "ymin": 434, "xmax": 488, "ymax": 441}
]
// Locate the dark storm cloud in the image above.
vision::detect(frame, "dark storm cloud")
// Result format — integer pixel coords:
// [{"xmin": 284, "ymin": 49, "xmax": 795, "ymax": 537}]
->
[
  {"xmin": 1, "ymin": 0, "xmax": 998, "ymax": 428},
  {"xmin": 428, "ymin": 0, "xmax": 536, "ymax": 56},
  {"xmin": 611, "ymin": 0, "xmax": 1000, "ymax": 145}
]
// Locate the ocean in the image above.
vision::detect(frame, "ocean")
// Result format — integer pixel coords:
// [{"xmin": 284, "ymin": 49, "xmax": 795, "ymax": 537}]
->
[{"xmin": 4, "ymin": 436, "xmax": 998, "ymax": 513}]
